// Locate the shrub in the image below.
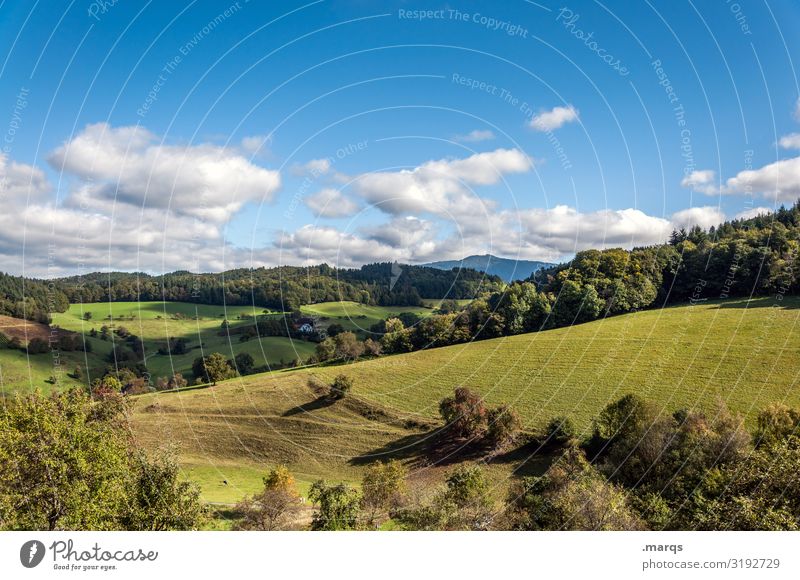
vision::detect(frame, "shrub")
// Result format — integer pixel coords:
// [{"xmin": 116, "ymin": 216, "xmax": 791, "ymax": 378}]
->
[
  {"xmin": 543, "ymin": 415, "xmax": 577, "ymax": 448},
  {"xmin": 308, "ymin": 480, "xmax": 361, "ymax": 530},
  {"xmin": 233, "ymin": 352, "xmax": 256, "ymax": 375},
  {"xmin": 26, "ymin": 337, "xmax": 49, "ymax": 354},
  {"xmin": 363, "ymin": 337, "xmax": 382, "ymax": 356},
  {"xmin": 121, "ymin": 449, "xmax": 205, "ymax": 530},
  {"xmin": 753, "ymin": 403, "xmax": 800, "ymax": 448},
  {"xmin": 329, "ymin": 374, "xmax": 353, "ymax": 400},
  {"xmin": 192, "ymin": 353, "xmax": 237, "ymax": 385},
  {"xmin": 360, "ymin": 460, "xmax": 407, "ymax": 526},
  {"xmin": 234, "ymin": 466, "xmax": 303, "ymax": 531},
  {"xmin": 438, "ymin": 387, "xmax": 488, "ymax": 439},
  {"xmin": 333, "ymin": 331, "xmax": 364, "ymax": 361},
  {"xmin": 505, "ymin": 446, "xmax": 643, "ymax": 531},
  {"xmin": 486, "ymin": 405, "xmax": 521, "ymax": 448}
]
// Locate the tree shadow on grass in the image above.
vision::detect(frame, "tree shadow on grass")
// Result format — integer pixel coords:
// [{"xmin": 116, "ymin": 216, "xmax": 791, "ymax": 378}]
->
[
  {"xmin": 349, "ymin": 430, "xmax": 440, "ymax": 466},
  {"xmin": 714, "ymin": 297, "xmax": 800, "ymax": 310},
  {"xmin": 281, "ymin": 394, "xmax": 336, "ymax": 417},
  {"xmin": 350, "ymin": 430, "xmax": 497, "ymax": 468},
  {"xmin": 490, "ymin": 437, "xmax": 554, "ymax": 478}
]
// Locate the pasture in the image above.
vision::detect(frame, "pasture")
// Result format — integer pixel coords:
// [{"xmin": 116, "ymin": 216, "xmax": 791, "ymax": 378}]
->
[{"xmin": 131, "ymin": 296, "xmax": 800, "ymax": 508}]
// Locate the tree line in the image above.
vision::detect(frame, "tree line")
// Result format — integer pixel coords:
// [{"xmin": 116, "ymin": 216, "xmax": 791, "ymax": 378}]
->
[
  {"xmin": 53, "ymin": 263, "xmax": 503, "ymax": 311},
  {"xmin": 350, "ymin": 203, "xmax": 800, "ymax": 355}
]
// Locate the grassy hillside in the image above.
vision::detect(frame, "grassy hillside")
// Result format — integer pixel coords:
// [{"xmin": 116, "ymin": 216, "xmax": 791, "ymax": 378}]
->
[
  {"xmin": 130, "ymin": 296, "xmax": 800, "ymax": 507},
  {"xmin": 1, "ymin": 299, "xmax": 448, "ymax": 395},
  {"xmin": 300, "ymin": 301, "xmax": 433, "ymax": 337},
  {"xmin": 310, "ymin": 296, "xmax": 800, "ymax": 434},
  {"xmin": 50, "ymin": 301, "xmax": 314, "ymax": 381},
  {"xmin": 0, "ymin": 315, "xmax": 110, "ymax": 394}
]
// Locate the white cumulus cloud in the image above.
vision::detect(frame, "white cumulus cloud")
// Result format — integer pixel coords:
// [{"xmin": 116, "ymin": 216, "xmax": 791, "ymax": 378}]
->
[
  {"xmin": 304, "ymin": 188, "xmax": 360, "ymax": 218},
  {"xmin": 529, "ymin": 105, "xmax": 579, "ymax": 132},
  {"xmin": 670, "ymin": 206, "xmax": 725, "ymax": 230},
  {"xmin": 779, "ymin": 133, "xmax": 800, "ymax": 149},
  {"xmin": 453, "ymin": 129, "xmax": 496, "ymax": 143},
  {"xmin": 48, "ymin": 122, "xmax": 281, "ymax": 224},
  {"xmin": 735, "ymin": 207, "xmax": 774, "ymax": 220},
  {"xmin": 680, "ymin": 169, "xmax": 718, "ymax": 195},
  {"xmin": 723, "ymin": 156, "xmax": 800, "ymax": 202},
  {"xmin": 0, "ymin": 154, "xmax": 50, "ymax": 200},
  {"xmin": 354, "ymin": 148, "xmax": 532, "ymax": 216}
]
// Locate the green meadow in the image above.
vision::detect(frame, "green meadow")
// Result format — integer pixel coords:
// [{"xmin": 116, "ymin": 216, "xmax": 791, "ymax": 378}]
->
[
  {"xmin": 300, "ymin": 300, "xmax": 434, "ymax": 337},
  {"xmin": 130, "ymin": 296, "xmax": 800, "ymax": 506}
]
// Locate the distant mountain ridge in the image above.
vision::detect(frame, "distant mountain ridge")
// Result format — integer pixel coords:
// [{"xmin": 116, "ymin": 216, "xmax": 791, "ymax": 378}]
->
[{"xmin": 422, "ymin": 254, "xmax": 555, "ymax": 282}]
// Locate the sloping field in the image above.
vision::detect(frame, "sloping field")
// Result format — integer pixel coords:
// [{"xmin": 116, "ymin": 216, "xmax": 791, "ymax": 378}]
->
[
  {"xmin": 0, "ymin": 314, "xmax": 52, "ymax": 342},
  {"xmin": 131, "ymin": 375, "xmax": 437, "ymax": 503},
  {"xmin": 131, "ymin": 296, "xmax": 800, "ymax": 504},
  {"xmin": 309, "ymin": 296, "xmax": 799, "ymax": 434},
  {"xmin": 0, "ymin": 315, "xmax": 110, "ymax": 394},
  {"xmin": 300, "ymin": 301, "xmax": 432, "ymax": 337},
  {"xmin": 50, "ymin": 301, "xmax": 314, "ymax": 380}
]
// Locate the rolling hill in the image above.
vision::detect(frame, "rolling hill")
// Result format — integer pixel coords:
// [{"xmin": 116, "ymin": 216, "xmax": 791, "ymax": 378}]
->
[
  {"xmin": 422, "ymin": 254, "xmax": 554, "ymax": 282},
  {"xmin": 130, "ymin": 296, "xmax": 800, "ymax": 507}
]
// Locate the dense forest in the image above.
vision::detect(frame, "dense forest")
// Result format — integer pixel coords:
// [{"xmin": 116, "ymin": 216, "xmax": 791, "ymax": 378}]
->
[
  {"xmin": 53, "ymin": 263, "xmax": 503, "ymax": 311},
  {"xmin": 0, "ymin": 272, "xmax": 69, "ymax": 323}
]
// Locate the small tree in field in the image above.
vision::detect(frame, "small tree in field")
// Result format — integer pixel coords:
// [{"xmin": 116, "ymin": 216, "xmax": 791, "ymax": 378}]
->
[
  {"xmin": 329, "ymin": 374, "xmax": 353, "ymax": 400},
  {"xmin": 192, "ymin": 352, "xmax": 237, "ymax": 385},
  {"xmin": 234, "ymin": 465, "xmax": 303, "ymax": 531},
  {"xmin": 308, "ymin": 480, "xmax": 361, "ymax": 530},
  {"xmin": 439, "ymin": 387, "xmax": 488, "ymax": 439},
  {"xmin": 543, "ymin": 415, "xmax": 577, "ymax": 448},
  {"xmin": 26, "ymin": 337, "xmax": 49, "ymax": 354},
  {"xmin": 233, "ymin": 352, "xmax": 255, "ymax": 375},
  {"xmin": 360, "ymin": 460, "xmax": 407, "ymax": 527},
  {"xmin": 486, "ymin": 405, "xmax": 521, "ymax": 448},
  {"xmin": 333, "ymin": 331, "xmax": 364, "ymax": 361}
]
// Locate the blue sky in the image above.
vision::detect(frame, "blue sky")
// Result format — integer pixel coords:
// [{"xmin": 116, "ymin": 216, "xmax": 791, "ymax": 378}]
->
[{"xmin": 0, "ymin": 0, "xmax": 799, "ymax": 275}]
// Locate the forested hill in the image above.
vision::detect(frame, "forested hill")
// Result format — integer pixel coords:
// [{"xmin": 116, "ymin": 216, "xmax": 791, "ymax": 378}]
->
[
  {"xmin": 0, "ymin": 272, "xmax": 70, "ymax": 323},
  {"xmin": 53, "ymin": 263, "xmax": 504, "ymax": 310},
  {"xmin": 532, "ymin": 202, "xmax": 800, "ymax": 319}
]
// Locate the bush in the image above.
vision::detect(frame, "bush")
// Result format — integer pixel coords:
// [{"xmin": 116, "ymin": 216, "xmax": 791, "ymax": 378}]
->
[
  {"xmin": 753, "ymin": 403, "xmax": 800, "ymax": 448},
  {"xmin": 333, "ymin": 331, "xmax": 364, "ymax": 361},
  {"xmin": 121, "ymin": 449, "xmax": 205, "ymax": 530},
  {"xmin": 438, "ymin": 387, "xmax": 488, "ymax": 439},
  {"xmin": 360, "ymin": 460, "xmax": 407, "ymax": 526},
  {"xmin": 192, "ymin": 353, "xmax": 237, "ymax": 385},
  {"xmin": 234, "ymin": 466, "xmax": 303, "ymax": 531},
  {"xmin": 396, "ymin": 465, "xmax": 493, "ymax": 531},
  {"xmin": 329, "ymin": 374, "xmax": 353, "ymax": 400},
  {"xmin": 505, "ymin": 446, "xmax": 643, "ymax": 531},
  {"xmin": 0, "ymin": 389, "xmax": 204, "ymax": 531},
  {"xmin": 326, "ymin": 323, "xmax": 345, "ymax": 337},
  {"xmin": 155, "ymin": 373, "xmax": 188, "ymax": 391},
  {"xmin": 233, "ymin": 352, "xmax": 256, "ymax": 375},
  {"xmin": 363, "ymin": 337, "xmax": 382, "ymax": 356},
  {"xmin": 26, "ymin": 337, "xmax": 49, "ymax": 354},
  {"xmin": 486, "ymin": 405, "xmax": 521, "ymax": 448},
  {"xmin": 308, "ymin": 480, "xmax": 361, "ymax": 530},
  {"xmin": 543, "ymin": 415, "xmax": 577, "ymax": 448}
]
